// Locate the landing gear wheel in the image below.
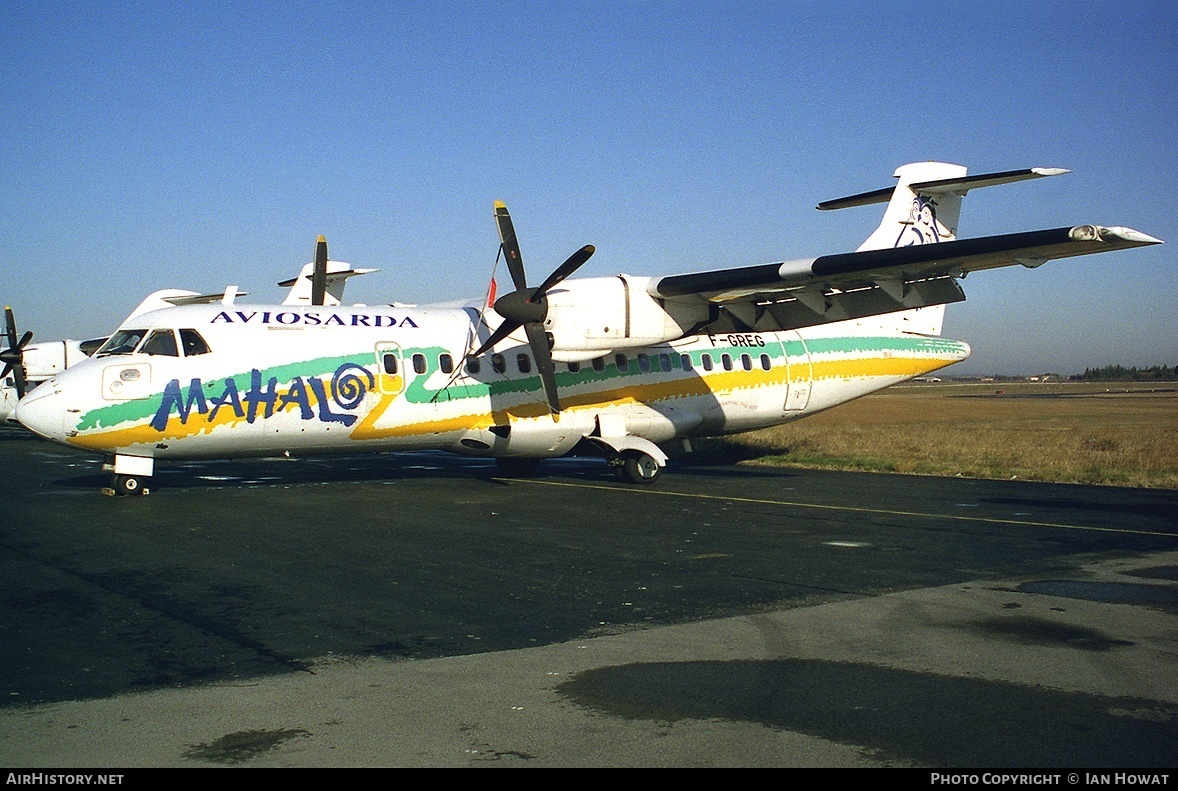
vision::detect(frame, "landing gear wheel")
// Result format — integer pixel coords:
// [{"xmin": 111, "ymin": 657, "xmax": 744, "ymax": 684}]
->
[
  {"xmin": 495, "ymin": 457, "xmax": 541, "ymax": 478},
  {"xmin": 616, "ymin": 451, "xmax": 663, "ymax": 484},
  {"xmin": 112, "ymin": 474, "xmax": 147, "ymax": 496}
]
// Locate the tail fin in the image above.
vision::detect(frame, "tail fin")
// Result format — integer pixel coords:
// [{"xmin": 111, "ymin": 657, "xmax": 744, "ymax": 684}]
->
[
  {"xmin": 279, "ymin": 261, "xmax": 380, "ymax": 306},
  {"xmin": 818, "ymin": 162, "xmax": 1070, "ymax": 252}
]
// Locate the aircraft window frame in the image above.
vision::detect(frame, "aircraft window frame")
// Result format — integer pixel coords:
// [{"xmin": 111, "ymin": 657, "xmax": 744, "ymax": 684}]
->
[
  {"xmin": 179, "ymin": 328, "xmax": 211, "ymax": 357},
  {"xmin": 491, "ymin": 353, "xmax": 506, "ymax": 374},
  {"xmin": 517, "ymin": 354, "xmax": 532, "ymax": 374},
  {"xmin": 140, "ymin": 329, "xmax": 180, "ymax": 357},
  {"xmin": 412, "ymin": 353, "xmax": 427, "ymax": 375},
  {"xmin": 96, "ymin": 329, "xmax": 148, "ymax": 357},
  {"xmin": 439, "ymin": 353, "xmax": 454, "ymax": 374},
  {"xmin": 760, "ymin": 354, "xmax": 771, "ymax": 371}
]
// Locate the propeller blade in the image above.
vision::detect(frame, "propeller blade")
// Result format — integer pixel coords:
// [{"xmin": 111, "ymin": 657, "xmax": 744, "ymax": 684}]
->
[
  {"xmin": 532, "ymin": 245, "xmax": 595, "ymax": 301},
  {"xmin": 493, "ymin": 201, "xmax": 528, "ymax": 291},
  {"xmin": 4, "ymin": 306, "xmax": 17, "ymax": 350},
  {"xmin": 471, "ymin": 319, "xmax": 523, "ymax": 359},
  {"xmin": 0, "ymin": 331, "xmax": 32, "ymax": 363},
  {"xmin": 311, "ymin": 235, "xmax": 328, "ymax": 306},
  {"xmin": 481, "ymin": 206, "xmax": 595, "ymax": 413},
  {"xmin": 2, "ymin": 307, "xmax": 30, "ymax": 399},
  {"xmin": 524, "ymin": 322, "xmax": 561, "ymax": 412}
]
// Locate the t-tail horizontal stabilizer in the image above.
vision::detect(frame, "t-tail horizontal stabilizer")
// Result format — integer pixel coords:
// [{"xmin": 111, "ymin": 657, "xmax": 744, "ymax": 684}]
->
[{"xmin": 819, "ymin": 163, "xmax": 1072, "ymax": 252}]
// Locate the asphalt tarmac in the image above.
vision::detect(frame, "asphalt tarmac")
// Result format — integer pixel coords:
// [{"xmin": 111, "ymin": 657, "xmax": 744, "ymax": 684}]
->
[{"xmin": 0, "ymin": 426, "xmax": 1175, "ymax": 767}]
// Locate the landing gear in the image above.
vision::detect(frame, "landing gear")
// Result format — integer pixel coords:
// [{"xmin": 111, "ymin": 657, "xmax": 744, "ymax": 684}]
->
[
  {"xmin": 104, "ymin": 474, "xmax": 149, "ymax": 497},
  {"xmin": 614, "ymin": 450, "xmax": 663, "ymax": 484},
  {"xmin": 101, "ymin": 454, "xmax": 154, "ymax": 496}
]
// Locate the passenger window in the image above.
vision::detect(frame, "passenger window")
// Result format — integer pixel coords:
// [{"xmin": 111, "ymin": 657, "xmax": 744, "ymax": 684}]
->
[
  {"xmin": 466, "ymin": 357, "xmax": 481, "ymax": 374},
  {"xmin": 412, "ymin": 353, "xmax": 427, "ymax": 374},
  {"xmin": 681, "ymin": 354, "xmax": 693, "ymax": 370},
  {"xmin": 637, "ymin": 354, "xmax": 651, "ymax": 373},
  {"xmin": 439, "ymin": 353, "xmax": 454, "ymax": 374},
  {"xmin": 567, "ymin": 361, "xmax": 581, "ymax": 373},
  {"xmin": 592, "ymin": 357, "xmax": 606, "ymax": 373},
  {"xmin": 517, "ymin": 354, "xmax": 532, "ymax": 373},
  {"xmin": 492, "ymin": 353, "xmax": 506, "ymax": 373},
  {"xmin": 141, "ymin": 329, "xmax": 179, "ymax": 357},
  {"xmin": 383, "ymin": 354, "xmax": 399, "ymax": 375},
  {"xmin": 722, "ymin": 354, "xmax": 733, "ymax": 371},
  {"xmin": 615, "ymin": 353, "xmax": 629, "ymax": 372},
  {"xmin": 701, "ymin": 354, "xmax": 713, "ymax": 371},
  {"xmin": 660, "ymin": 354, "xmax": 672, "ymax": 372},
  {"xmin": 760, "ymin": 354, "xmax": 771, "ymax": 371},
  {"xmin": 741, "ymin": 354, "xmax": 752, "ymax": 371},
  {"xmin": 179, "ymin": 329, "xmax": 211, "ymax": 356}
]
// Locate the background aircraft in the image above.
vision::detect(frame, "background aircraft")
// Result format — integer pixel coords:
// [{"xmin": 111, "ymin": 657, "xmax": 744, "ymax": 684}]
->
[{"xmin": 13, "ymin": 162, "xmax": 1161, "ymax": 495}]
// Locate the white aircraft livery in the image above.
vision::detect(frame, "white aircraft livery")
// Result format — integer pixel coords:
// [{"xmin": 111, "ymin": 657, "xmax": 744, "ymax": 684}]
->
[{"xmin": 13, "ymin": 162, "xmax": 1162, "ymax": 495}]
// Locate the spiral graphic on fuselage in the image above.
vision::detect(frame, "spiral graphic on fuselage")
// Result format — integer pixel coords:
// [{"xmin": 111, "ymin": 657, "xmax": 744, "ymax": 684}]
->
[{"xmin": 331, "ymin": 363, "xmax": 375, "ymax": 410}]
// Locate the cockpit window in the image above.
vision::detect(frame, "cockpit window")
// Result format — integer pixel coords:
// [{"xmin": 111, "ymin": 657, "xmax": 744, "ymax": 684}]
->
[
  {"xmin": 140, "ymin": 329, "xmax": 179, "ymax": 357},
  {"xmin": 96, "ymin": 329, "xmax": 148, "ymax": 356},
  {"xmin": 179, "ymin": 328, "xmax": 211, "ymax": 356}
]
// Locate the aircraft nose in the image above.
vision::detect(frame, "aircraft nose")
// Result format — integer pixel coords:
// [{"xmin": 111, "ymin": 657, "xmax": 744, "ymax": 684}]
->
[{"xmin": 14, "ymin": 380, "xmax": 67, "ymax": 441}]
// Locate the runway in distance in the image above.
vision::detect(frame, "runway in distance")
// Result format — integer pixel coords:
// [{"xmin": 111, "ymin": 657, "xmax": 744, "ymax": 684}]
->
[{"xmin": 13, "ymin": 162, "xmax": 1162, "ymax": 494}]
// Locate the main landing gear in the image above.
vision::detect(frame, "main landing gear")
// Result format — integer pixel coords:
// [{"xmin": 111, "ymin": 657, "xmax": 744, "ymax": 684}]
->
[{"xmin": 611, "ymin": 449, "xmax": 663, "ymax": 485}]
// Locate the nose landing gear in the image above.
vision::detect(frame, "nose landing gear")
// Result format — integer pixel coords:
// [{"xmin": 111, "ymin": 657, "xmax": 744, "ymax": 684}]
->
[
  {"xmin": 101, "ymin": 454, "xmax": 154, "ymax": 496},
  {"xmin": 102, "ymin": 474, "xmax": 150, "ymax": 497}
]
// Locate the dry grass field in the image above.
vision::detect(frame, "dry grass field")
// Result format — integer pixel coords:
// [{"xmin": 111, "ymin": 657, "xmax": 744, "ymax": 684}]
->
[{"xmin": 700, "ymin": 382, "xmax": 1178, "ymax": 489}]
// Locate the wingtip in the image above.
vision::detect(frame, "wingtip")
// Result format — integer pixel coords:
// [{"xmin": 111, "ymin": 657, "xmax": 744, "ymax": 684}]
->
[{"xmin": 1072, "ymin": 225, "xmax": 1164, "ymax": 245}]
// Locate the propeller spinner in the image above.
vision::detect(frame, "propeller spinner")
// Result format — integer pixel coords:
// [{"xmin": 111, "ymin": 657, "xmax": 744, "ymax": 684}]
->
[
  {"xmin": 1, "ymin": 306, "xmax": 32, "ymax": 399},
  {"xmin": 471, "ymin": 202, "xmax": 594, "ymax": 412}
]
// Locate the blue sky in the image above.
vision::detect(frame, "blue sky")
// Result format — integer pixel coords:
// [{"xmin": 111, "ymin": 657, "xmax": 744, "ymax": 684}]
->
[{"xmin": 1, "ymin": 0, "xmax": 1174, "ymax": 375}]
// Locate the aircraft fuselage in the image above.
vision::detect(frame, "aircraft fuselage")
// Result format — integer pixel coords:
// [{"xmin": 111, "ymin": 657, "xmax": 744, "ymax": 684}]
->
[{"xmin": 15, "ymin": 302, "xmax": 969, "ymax": 477}]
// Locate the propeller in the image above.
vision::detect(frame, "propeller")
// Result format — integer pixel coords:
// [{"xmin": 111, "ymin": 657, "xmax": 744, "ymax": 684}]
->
[
  {"xmin": 1, "ymin": 306, "xmax": 33, "ymax": 399},
  {"xmin": 470, "ymin": 201, "xmax": 594, "ymax": 413},
  {"xmin": 311, "ymin": 235, "xmax": 328, "ymax": 306}
]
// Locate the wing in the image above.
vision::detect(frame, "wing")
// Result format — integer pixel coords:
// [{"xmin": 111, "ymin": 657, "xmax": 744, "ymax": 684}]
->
[{"xmin": 646, "ymin": 225, "xmax": 1162, "ymax": 333}]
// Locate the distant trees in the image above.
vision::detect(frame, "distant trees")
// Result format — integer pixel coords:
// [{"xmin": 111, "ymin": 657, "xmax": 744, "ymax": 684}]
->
[{"xmin": 1071, "ymin": 365, "xmax": 1178, "ymax": 382}]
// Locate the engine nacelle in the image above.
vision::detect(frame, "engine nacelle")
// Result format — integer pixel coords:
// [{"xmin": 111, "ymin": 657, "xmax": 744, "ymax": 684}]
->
[{"xmin": 544, "ymin": 275, "xmax": 709, "ymax": 361}]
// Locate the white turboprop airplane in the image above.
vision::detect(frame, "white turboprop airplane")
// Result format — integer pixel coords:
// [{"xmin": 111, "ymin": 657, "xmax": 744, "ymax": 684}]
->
[
  {"xmin": 0, "ymin": 248, "xmax": 377, "ymax": 422},
  {"xmin": 13, "ymin": 162, "xmax": 1161, "ymax": 495}
]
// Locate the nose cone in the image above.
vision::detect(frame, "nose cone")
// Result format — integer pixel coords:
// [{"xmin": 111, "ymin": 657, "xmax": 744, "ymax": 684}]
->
[{"xmin": 13, "ymin": 379, "xmax": 66, "ymax": 441}]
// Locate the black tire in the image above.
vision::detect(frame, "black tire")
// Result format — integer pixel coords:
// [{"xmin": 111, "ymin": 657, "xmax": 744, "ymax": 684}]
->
[
  {"xmin": 617, "ymin": 451, "xmax": 662, "ymax": 484},
  {"xmin": 113, "ymin": 474, "xmax": 142, "ymax": 496}
]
